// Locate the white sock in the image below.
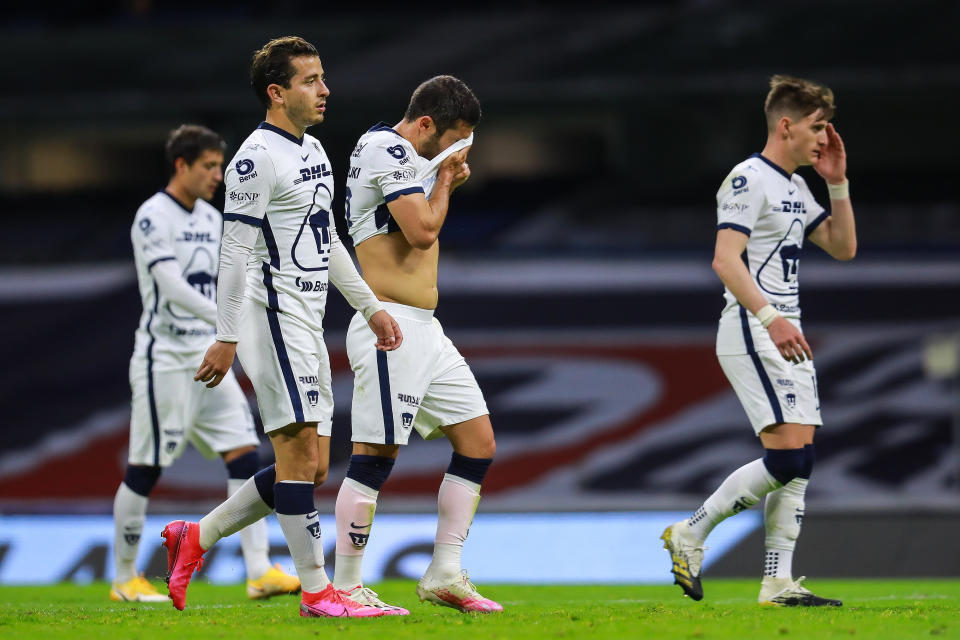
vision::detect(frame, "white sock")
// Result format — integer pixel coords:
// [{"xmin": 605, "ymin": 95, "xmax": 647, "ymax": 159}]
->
[
  {"xmin": 227, "ymin": 478, "xmax": 273, "ymax": 580},
  {"xmin": 333, "ymin": 478, "xmax": 378, "ymax": 590},
  {"xmin": 113, "ymin": 482, "xmax": 148, "ymax": 583},
  {"xmin": 426, "ymin": 473, "xmax": 481, "ymax": 581},
  {"xmin": 199, "ymin": 476, "xmax": 272, "ymax": 551},
  {"xmin": 764, "ymin": 477, "xmax": 807, "ymax": 580},
  {"xmin": 687, "ymin": 459, "xmax": 781, "ymax": 543},
  {"xmin": 275, "ymin": 481, "xmax": 329, "ymax": 593}
]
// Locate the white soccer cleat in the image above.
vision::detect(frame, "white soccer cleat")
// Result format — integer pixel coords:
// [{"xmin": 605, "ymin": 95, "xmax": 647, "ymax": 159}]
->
[
  {"xmin": 416, "ymin": 570, "xmax": 503, "ymax": 613},
  {"xmin": 661, "ymin": 520, "xmax": 706, "ymax": 601},
  {"xmin": 759, "ymin": 576, "xmax": 842, "ymax": 607},
  {"xmin": 109, "ymin": 574, "xmax": 171, "ymax": 603},
  {"xmin": 339, "ymin": 585, "xmax": 409, "ymax": 615}
]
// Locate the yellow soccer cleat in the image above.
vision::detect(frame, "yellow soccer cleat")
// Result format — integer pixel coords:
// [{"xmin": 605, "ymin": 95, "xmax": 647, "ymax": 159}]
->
[
  {"xmin": 661, "ymin": 522, "xmax": 705, "ymax": 601},
  {"xmin": 109, "ymin": 574, "xmax": 171, "ymax": 603},
  {"xmin": 246, "ymin": 563, "xmax": 301, "ymax": 600}
]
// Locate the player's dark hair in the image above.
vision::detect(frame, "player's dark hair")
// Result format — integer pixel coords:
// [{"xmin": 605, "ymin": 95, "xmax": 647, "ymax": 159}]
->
[
  {"xmin": 164, "ymin": 124, "xmax": 225, "ymax": 171},
  {"xmin": 250, "ymin": 36, "xmax": 319, "ymax": 109},
  {"xmin": 403, "ymin": 75, "xmax": 481, "ymax": 135},
  {"xmin": 765, "ymin": 75, "xmax": 835, "ymax": 131}
]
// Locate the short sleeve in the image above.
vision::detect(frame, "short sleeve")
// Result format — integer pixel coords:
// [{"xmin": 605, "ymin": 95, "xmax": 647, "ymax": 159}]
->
[
  {"xmin": 223, "ymin": 146, "xmax": 276, "ymax": 228},
  {"xmin": 800, "ymin": 179, "xmax": 829, "ymax": 237},
  {"xmin": 369, "ymin": 138, "xmax": 424, "ymax": 202},
  {"xmin": 132, "ymin": 205, "xmax": 176, "ymax": 270},
  {"xmin": 716, "ymin": 169, "xmax": 765, "ymax": 236}
]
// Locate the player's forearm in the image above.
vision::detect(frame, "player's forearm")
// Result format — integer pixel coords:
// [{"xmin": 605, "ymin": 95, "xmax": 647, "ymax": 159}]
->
[
  {"xmin": 151, "ymin": 260, "xmax": 218, "ymax": 325},
  {"xmin": 823, "ymin": 197, "xmax": 857, "ymax": 260},
  {"xmin": 425, "ymin": 180, "xmax": 453, "ymax": 235},
  {"xmin": 215, "ymin": 223, "xmax": 256, "ymax": 342},
  {"xmin": 713, "ymin": 252, "xmax": 770, "ymax": 314},
  {"xmin": 327, "ymin": 233, "xmax": 383, "ymax": 321}
]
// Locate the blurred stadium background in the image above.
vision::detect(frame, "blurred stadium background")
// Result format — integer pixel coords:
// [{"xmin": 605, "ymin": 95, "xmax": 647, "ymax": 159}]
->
[{"xmin": 1, "ymin": 0, "xmax": 958, "ymax": 585}]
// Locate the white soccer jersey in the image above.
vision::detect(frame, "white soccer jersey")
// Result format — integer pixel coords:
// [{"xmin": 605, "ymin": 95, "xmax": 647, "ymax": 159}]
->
[
  {"xmin": 131, "ymin": 191, "xmax": 222, "ymax": 371},
  {"xmin": 344, "ymin": 122, "xmax": 474, "ymax": 246},
  {"xmin": 715, "ymin": 153, "xmax": 830, "ymax": 355},
  {"xmin": 222, "ymin": 122, "xmax": 336, "ymax": 331}
]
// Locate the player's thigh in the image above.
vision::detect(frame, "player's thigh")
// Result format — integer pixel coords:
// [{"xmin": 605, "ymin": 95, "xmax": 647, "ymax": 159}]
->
[
  {"xmin": 190, "ymin": 368, "xmax": 260, "ymax": 459},
  {"xmin": 236, "ymin": 301, "xmax": 333, "ymax": 436},
  {"xmin": 718, "ymin": 351, "xmax": 822, "ymax": 436},
  {"xmin": 128, "ymin": 365, "xmax": 197, "ymax": 467},
  {"xmin": 347, "ymin": 310, "xmax": 434, "ymax": 447},
  {"xmin": 416, "ymin": 328, "xmax": 490, "ymax": 444}
]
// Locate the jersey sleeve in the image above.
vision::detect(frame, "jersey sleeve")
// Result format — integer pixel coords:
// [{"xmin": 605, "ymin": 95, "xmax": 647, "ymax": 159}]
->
[
  {"xmin": 800, "ymin": 179, "xmax": 830, "ymax": 237},
  {"xmin": 367, "ymin": 138, "xmax": 424, "ymax": 202},
  {"xmin": 131, "ymin": 204, "xmax": 176, "ymax": 270},
  {"xmin": 716, "ymin": 169, "xmax": 765, "ymax": 236},
  {"xmin": 223, "ymin": 146, "xmax": 276, "ymax": 228}
]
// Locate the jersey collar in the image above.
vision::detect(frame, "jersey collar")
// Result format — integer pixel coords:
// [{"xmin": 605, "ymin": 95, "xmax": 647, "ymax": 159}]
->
[
  {"xmin": 368, "ymin": 121, "xmax": 404, "ymax": 137},
  {"xmin": 750, "ymin": 152, "xmax": 793, "ymax": 181},
  {"xmin": 258, "ymin": 121, "xmax": 304, "ymax": 146},
  {"xmin": 159, "ymin": 190, "xmax": 195, "ymax": 214}
]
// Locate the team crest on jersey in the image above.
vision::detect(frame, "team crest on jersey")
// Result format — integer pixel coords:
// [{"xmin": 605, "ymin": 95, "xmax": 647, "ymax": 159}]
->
[
  {"xmin": 785, "ymin": 393, "xmax": 797, "ymax": 409},
  {"xmin": 386, "ymin": 144, "xmax": 406, "ymax": 159},
  {"xmin": 401, "ymin": 412, "xmax": 414, "ymax": 428},
  {"xmin": 306, "ymin": 389, "xmax": 319, "ymax": 407}
]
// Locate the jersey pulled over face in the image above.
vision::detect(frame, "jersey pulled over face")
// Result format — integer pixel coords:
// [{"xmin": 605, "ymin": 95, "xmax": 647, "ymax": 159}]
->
[
  {"xmin": 223, "ymin": 122, "xmax": 336, "ymax": 331},
  {"xmin": 715, "ymin": 153, "xmax": 830, "ymax": 355},
  {"xmin": 131, "ymin": 191, "xmax": 222, "ymax": 370}
]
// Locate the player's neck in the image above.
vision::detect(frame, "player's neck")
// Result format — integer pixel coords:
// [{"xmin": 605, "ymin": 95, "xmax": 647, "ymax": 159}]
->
[
  {"xmin": 760, "ymin": 139, "xmax": 798, "ymax": 175},
  {"xmin": 393, "ymin": 120, "xmax": 421, "ymax": 155},
  {"xmin": 266, "ymin": 110, "xmax": 306, "ymax": 141},
  {"xmin": 165, "ymin": 181, "xmax": 197, "ymax": 211}
]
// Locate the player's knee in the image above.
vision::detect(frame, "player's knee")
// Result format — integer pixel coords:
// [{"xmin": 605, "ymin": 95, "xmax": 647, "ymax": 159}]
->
[
  {"xmin": 763, "ymin": 448, "xmax": 807, "ymax": 486},
  {"xmin": 446, "ymin": 451, "xmax": 494, "ymax": 486},
  {"xmin": 123, "ymin": 465, "xmax": 162, "ymax": 497},
  {"xmin": 346, "ymin": 454, "xmax": 395, "ymax": 491},
  {"xmin": 225, "ymin": 450, "xmax": 260, "ymax": 480}
]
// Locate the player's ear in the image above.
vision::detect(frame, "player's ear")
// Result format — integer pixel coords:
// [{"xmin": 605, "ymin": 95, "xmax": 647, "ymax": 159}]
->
[
  {"xmin": 267, "ymin": 83, "xmax": 284, "ymax": 106},
  {"xmin": 418, "ymin": 116, "xmax": 435, "ymax": 135},
  {"xmin": 779, "ymin": 116, "xmax": 792, "ymax": 140},
  {"xmin": 174, "ymin": 157, "xmax": 188, "ymax": 175}
]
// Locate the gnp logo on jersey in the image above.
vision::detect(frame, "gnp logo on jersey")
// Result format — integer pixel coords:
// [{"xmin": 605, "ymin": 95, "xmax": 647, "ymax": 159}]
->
[
  {"xmin": 228, "ymin": 191, "xmax": 260, "ymax": 204},
  {"xmin": 732, "ymin": 175, "xmax": 749, "ymax": 196},
  {"xmin": 386, "ymin": 144, "xmax": 406, "ymax": 159},
  {"xmin": 236, "ymin": 159, "xmax": 258, "ymax": 182},
  {"xmin": 294, "ymin": 163, "xmax": 332, "ymax": 185}
]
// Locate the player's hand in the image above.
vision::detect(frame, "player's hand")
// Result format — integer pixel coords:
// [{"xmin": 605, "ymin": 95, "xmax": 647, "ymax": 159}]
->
[
  {"xmin": 195, "ymin": 340, "xmax": 238, "ymax": 388},
  {"xmin": 437, "ymin": 148, "xmax": 470, "ymax": 190},
  {"xmin": 766, "ymin": 317, "xmax": 812, "ymax": 364},
  {"xmin": 368, "ymin": 310, "xmax": 403, "ymax": 351},
  {"xmin": 813, "ymin": 123, "xmax": 847, "ymax": 186}
]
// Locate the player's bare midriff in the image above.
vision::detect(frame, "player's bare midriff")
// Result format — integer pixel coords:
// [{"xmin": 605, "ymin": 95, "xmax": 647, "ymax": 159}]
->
[{"xmin": 355, "ymin": 231, "xmax": 439, "ymax": 310}]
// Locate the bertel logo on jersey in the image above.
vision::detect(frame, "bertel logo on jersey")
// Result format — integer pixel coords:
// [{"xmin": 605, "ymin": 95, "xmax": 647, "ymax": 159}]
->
[
  {"xmin": 294, "ymin": 163, "xmax": 332, "ymax": 184},
  {"xmin": 295, "ymin": 276, "xmax": 328, "ymax": 293},
  {"xmin": 386, "ymin": 144, "xmax": 406, "ymax": 159},
  {"xmin": 236, "ymin": 158, "xmax": 258, "ymax": 182},
  {"xmin": 732, "ymin": 175, "xmax": 749, "ymax": 196}
]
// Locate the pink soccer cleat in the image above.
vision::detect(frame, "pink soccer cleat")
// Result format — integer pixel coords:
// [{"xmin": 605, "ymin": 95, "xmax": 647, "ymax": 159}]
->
[
  {"xmin": 299, "ymin": 584, "xmax": 385, "ymax": 618},
  {"xmin": 161, "ymin": 520, "xmax": 206, "ymax": 611},
  {"xmin": 416, "ymin": 570, "xmax": 503, "ymax": 613}
]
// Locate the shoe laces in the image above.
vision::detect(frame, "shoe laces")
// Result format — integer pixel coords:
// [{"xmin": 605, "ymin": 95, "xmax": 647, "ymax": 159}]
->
[{"xmin": 790, "ymin": 576, "xmax": 813, "ymax": 595}]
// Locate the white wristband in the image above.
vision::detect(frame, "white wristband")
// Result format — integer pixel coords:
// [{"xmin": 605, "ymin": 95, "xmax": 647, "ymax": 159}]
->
[
  {"xmin": 755, "ymin": 304, "xmax": 780, "ymax": 328},
  {"xmin": 827, "ymin": 180, "xmax": 849, "ymax": 200}
]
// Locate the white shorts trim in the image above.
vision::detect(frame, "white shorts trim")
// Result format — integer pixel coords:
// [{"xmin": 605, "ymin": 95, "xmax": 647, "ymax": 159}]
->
[
  {"xmin": 236, "ymin": 299, "xmax": 333, "ymax": 434},
  {"xmin": 128, "ymin": 366, "xmax": 258, "ymax": 467},
  {"xmin": 347, "ymin": 304, "xmax": 488, "ymax": 445},
  {"xmin": 718, "ymin": 350, "xmax": 823, "ymax": 435}
]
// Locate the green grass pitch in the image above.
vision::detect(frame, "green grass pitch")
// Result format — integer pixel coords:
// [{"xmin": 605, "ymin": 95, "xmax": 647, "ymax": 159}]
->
[{"xmin": 2, "ymin": 579, "xmax": 957, "ymax": 639}]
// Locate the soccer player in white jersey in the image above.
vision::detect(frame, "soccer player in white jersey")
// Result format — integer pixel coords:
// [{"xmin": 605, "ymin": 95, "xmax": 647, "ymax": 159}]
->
[
  {"xmin": 332, "ymin": 76, "xmax": 501, "ymax": 614},
  {"xmin": 662, "ymin": 75, "xmax": 856, "ymax": 607},
  {"xmin": 115, "ymin": 124, "xmax": 298, "ymax": 603},
  {"xmin": 160, "ymin": 37, "xmax": 401, "ymax": 618}
]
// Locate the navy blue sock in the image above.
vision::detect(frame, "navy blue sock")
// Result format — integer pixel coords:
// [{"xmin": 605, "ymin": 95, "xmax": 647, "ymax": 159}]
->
[
  {"xmin": 801, "ymin": 443, "xmax": 815, "ymax": 479},
  {"xmin": 446, "ymin": 452, "xmax": 493, "ymax": 485},
  {"xmin": 123, "ymin": 465, "xmax": 162, "ymax": 497},
  {"xmin": 763, "ymin": 448, "xmax": 806, "ymax": 486},
  {"xmin": 254, "ymin": 464, "xmax": 277, "ymax": 509},
  {"xmin": 225, "ymin": 451, "xmax": 260, "ymax": 479},
  {"xmin": 274, "ymin": 481, "xmax": 316, "ymax": 515},
  {"xmin": 345, "ymin": 455, "xmax": 395, "ymax": 491}
]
